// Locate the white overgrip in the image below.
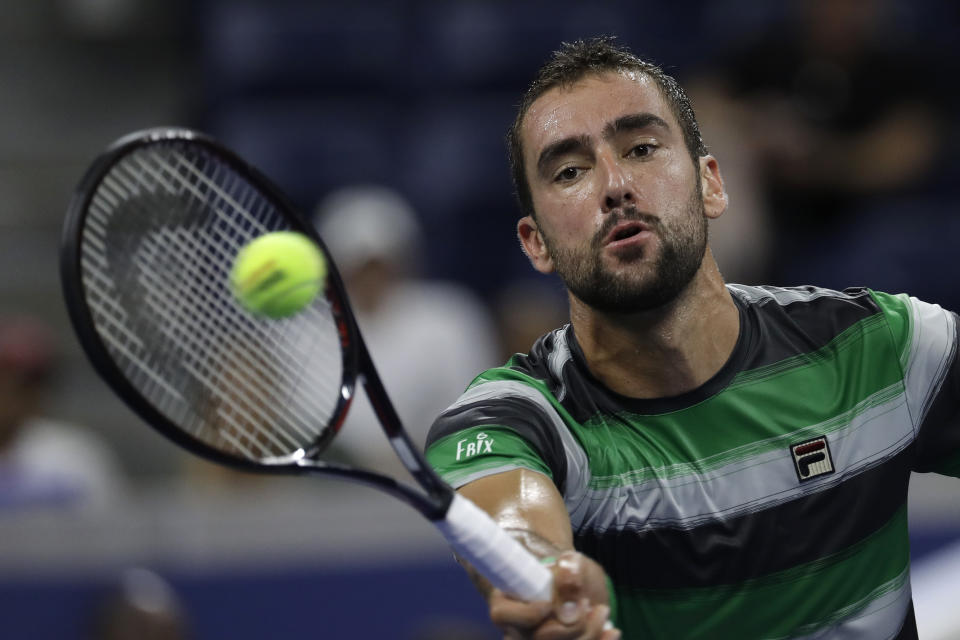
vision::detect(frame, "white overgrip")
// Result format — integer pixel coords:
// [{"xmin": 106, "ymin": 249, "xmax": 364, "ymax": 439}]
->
[{"xmin": 435, "ymin": 493, "xmax": 553, "ymax": 602}]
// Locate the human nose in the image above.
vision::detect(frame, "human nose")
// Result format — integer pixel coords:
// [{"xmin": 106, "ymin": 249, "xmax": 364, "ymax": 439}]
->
[{"xmin": 597, "ymin": 151, "xmax": 635, "ymax": 213}]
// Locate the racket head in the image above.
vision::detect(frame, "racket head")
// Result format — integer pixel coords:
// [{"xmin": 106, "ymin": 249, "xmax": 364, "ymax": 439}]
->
[{"xmin": 60, "ymin": 127, "xmax": 361, "ymax": 472}]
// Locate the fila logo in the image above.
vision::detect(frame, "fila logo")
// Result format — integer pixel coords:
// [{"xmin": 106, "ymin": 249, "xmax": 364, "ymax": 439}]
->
[
  {"xmin": 455, "ymin": 432, "xmax": 494, "ymax": 461},
  {"xmin": 791, "ymin": 436, "xmax": 834, "ymax": 481}
]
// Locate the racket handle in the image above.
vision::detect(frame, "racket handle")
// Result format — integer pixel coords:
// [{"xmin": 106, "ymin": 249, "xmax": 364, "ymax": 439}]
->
[{"xmin": 436, "ymin": 493, "xmax": 553, "ymax": 602}]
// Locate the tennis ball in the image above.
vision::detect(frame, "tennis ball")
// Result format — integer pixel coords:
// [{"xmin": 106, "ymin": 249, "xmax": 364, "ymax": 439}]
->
[{"xmin": 230, "ymin": 231, "xmax": 327, "ymax": 318}]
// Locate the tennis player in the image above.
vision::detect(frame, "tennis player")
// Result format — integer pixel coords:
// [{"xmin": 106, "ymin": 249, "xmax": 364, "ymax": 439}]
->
[{"xmin": 425, "ymin": 37, "xmax": 958, "ymax": 639}]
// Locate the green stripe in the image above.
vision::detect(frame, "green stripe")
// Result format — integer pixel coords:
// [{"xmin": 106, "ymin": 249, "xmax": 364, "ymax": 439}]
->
[
  {"xmin": 425, "ymin": 425, "xmax": 553, "ymax": 486},
  {"xmin": 588, "ymin": 383, "xmax": 904, "ymax": 488},
  {"xmin": 868, "ymin": 290, "xmax": 913, "ymax": 372},
  {"xmin": 468, "ymin": 367, "xmax": 570, "ymax": 414},
  {"xmin": 727, "ymin": 313, "xmax": 887, "ymax": 389},
  {"xmin": 468, "ymin": 365, "xmax": 583, "ymax": 434},
  {"xmin": 613, "ymin": 506, "xmax": 910, "ymax": 639},
  {"xmin": 583, "ymin": 314, "xmax": 904, "ymax": 483}
]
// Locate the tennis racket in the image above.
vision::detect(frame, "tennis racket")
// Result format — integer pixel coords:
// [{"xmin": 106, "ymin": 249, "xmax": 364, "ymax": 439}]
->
[{"xmin": 60, "ymin": 127, "xmax": 552, "ymax": 603}]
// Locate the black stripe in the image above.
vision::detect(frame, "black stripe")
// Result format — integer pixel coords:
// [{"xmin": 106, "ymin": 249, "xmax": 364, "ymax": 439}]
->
[
  {"xmin": 561, "ymin": 302, "xmax": 751, "ymax": 418},
  {"xmin": 498, "ymin": 287, "xmax": 882, "ymax": 423},
  {"xmin": 736, "ymin": 286, "xmax": 881, "ymax": 372},
  {"xmin": 426, "ymin": 397, "xmax": 568, "ymax": 492},
  {"xmin": 574, "ymin": 443, "xmax": 914, "ymax": 590},
  {"xmin": 555, "ymin": 286, "xmax": 882, "ymax": 420}
]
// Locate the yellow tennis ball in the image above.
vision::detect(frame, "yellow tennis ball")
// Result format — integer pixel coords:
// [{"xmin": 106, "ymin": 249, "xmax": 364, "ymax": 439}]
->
[{"xmin": 230, "ymin": 231, "xmax": 327, "ymax": 318}]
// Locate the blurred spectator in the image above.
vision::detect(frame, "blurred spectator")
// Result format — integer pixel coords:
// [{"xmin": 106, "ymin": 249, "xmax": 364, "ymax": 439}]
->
[
  {"xmin": 692, "ymin": 0, "xmax": 950, "ymax": 289},
  {"xmin": 89, "ymin": 567, "xmax": 190, "ymax": 640},
  {"xmin": 0, "ymin": 317, "xmax": 124, "ymax": 510},
  {"xmin": 685, "ymin": 80, "xmax": 773, "ymax": 285},
  {"xmin": 314, "ymin": 185, "xmax": 499, "ymax": 475}
]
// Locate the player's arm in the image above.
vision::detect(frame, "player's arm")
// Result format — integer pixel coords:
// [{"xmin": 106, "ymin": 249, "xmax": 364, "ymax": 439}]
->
[{"xmin": 458, "ymin": 468, "xmax": 620, "ymax": 640}]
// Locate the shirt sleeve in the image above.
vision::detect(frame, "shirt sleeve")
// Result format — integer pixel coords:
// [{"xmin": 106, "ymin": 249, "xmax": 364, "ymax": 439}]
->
[
  {"xmin": 870, "ymin": 290, "xmax": 960, "ymax": 476},
  {"xmin": 424, "ymin": 383, "xmax": 568, "ymax": 491}
]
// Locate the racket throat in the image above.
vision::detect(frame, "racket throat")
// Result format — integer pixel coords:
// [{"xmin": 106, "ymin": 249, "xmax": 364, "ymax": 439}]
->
[{"xmin": 388, "ymin": 435, "xmax": 421, "ymax": 471}]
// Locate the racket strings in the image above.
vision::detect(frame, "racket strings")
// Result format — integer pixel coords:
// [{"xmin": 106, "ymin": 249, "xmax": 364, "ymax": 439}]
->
[
  {"xmin": 143, "ymin": 149, "xmax": 342, "ymax": 426},
  {"xmin": 95, "ymin": 147, "xmax": 336, "ymax": 456},
  {"xmin": 79, "ymin": 142, "xmax": 344, "ymax": 460},
  {"xmin": 131, "ymin": 233, "xmax": 307, "ymax": 455}
]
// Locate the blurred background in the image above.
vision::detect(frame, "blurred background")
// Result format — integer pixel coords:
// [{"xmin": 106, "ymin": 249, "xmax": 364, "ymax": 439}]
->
[{"xmin": 0, "ymin": 0, "xmax": 957, "ymax": 637}]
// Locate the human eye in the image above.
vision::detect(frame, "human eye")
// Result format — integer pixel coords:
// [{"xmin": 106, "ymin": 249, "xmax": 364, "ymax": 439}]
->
[
  {"xmin": 553, "ymin": 165, "xmax": 584, "ymax": 183},
  {"xmin": 626, "ymin": 142, "xmax": 658, "ymax": 159}
]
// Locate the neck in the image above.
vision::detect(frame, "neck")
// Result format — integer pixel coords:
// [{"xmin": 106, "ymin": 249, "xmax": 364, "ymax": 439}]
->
[{"xmin": 568, "ymin": 250, "xmax": 739, "ymax": 399}]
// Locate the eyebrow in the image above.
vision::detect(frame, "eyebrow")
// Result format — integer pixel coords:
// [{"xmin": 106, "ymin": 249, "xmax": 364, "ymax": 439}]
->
[
  {"xmin": 536, "ymin": 134, "xmax": 591, "ymax": 178},
  {"xmin": 534, "ymin": 112, "xmax": 672, "ymax": 178},
  {"xmin": 603, "ymin": 112, "xmax": 671, "ymax": 138}
]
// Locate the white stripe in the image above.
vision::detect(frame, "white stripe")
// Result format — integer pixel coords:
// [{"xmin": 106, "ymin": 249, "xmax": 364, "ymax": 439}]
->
[
  {"xmin": 572, "ymin": 384, "xmax": 913, "ymax": 532},
  {"xmin": 728, "ymin": 283, "xmax": 859, "ymax": 307},
  {"xmin": 547, "ymin": 327, "xmax": 573, "ymax": 402},
  {"xmin": 902, "ymin": 296, "xmax": 956, "ymax": 429},
  {"xmin": 445, "ymin": 379, "xmax": 916, "ymax": 533}
]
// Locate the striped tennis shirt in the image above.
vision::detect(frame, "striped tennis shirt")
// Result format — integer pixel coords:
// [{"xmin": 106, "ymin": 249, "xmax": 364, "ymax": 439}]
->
[{"xmin": 425, "ymin": 285, "xmax": 960, "ymax": 639}]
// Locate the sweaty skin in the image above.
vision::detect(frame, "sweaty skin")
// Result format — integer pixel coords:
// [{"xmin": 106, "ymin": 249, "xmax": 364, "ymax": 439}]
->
[
  {"xmin": 518, "ymin": 72, "xmax": 737, "ymax": 400},
  {"xmin": 459, "ymin": 70, "xmax": 737, "ymax": 640},
  {"xmin": 460, "ymin": 469, "xmax": 618, "ymax": 640}
]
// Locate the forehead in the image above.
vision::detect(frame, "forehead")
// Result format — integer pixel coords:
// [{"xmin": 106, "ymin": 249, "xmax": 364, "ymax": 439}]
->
[{"xmin": 521, "ymin": 71, "xmax": 674, "ymax": 158}]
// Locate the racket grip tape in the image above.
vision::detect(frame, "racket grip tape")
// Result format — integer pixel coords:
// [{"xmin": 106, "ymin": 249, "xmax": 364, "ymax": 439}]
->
[{"xmin": 436, "ymin": 493, "xmax": 553, "ymax": 602}]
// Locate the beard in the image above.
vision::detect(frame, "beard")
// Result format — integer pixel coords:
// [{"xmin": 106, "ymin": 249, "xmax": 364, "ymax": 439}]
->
[{"xmin": 544, "ymin": 186, "xmax": 708, "ymax": 314}]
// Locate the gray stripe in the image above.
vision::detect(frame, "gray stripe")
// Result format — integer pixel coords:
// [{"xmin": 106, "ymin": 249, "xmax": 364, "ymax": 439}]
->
[
  {"xmin": 571, "ymin": 383, "xmax": 913, "ymax": 532},
  {"xmin": 903, "ymin": 296, "xmax": 956, "ymax": 429},
  {"xmin": 728, "ymin": 283, "xmax": 859, "ymax": 307},
  {"xmin": 547, "ymin": 327, "xmax": 572, "ymax": 403},
  {"xmin": 788, "ymin": 568, "xmax": 911, "ymax": 640},
  {"xmin": 445, "ymin": 380, "xmax": 591, "ymax": 510}
]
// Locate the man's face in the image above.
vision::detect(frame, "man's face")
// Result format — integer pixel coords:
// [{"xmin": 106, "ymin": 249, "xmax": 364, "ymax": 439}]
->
[{"xmin": 519, "ymin": 71, "xmax": 711, "ymax": 313}]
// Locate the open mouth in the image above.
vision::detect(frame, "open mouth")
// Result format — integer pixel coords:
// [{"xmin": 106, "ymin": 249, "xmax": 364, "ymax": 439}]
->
[{"xmin": 605, "ymin": 221, "xmax": 649, "ymax": 245}]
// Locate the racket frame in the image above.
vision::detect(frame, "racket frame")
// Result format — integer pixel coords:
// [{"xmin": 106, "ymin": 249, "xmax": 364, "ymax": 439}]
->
[{"xmin": 60, "ymin": 127, "xmax": 452, "ymax": 520}]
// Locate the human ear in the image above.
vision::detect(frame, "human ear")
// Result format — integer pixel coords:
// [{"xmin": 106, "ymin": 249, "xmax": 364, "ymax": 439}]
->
[
  {"xmin": 517, "ymin": 215, "xmax": 555, "ymax": 275},
  {"xmin": 699, "ymin": 155, "xmax": 728, "ymax": 220}
]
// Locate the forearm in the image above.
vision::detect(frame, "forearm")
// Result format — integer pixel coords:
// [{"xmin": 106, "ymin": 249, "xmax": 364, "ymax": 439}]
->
[
  {"xmin": 456, "ymin": 525, "xmax": 567, "ymax": 598},
  {"xmin": 456, "ymin": 470, "xmax": 619, "ymax": 639},
  {"xmin": 458, "ymin": 467, "xmax": 575, "ymax": 552}
]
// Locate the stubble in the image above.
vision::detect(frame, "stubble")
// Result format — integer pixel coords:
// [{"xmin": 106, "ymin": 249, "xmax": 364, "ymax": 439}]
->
[{"xmin": 543, "ymin": 186, "xmax": 708, "ymax": 314}]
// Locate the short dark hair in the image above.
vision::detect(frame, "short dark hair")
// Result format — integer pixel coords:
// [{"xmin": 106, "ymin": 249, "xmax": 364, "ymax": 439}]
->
[{"xmin": 507, "ymin": 37, "xmax": 707, "ymax": 219}]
